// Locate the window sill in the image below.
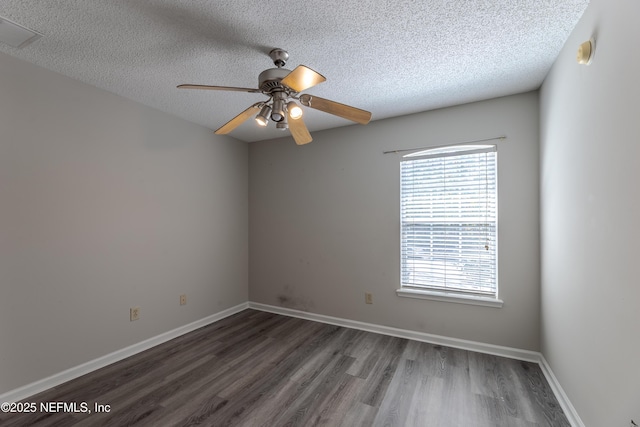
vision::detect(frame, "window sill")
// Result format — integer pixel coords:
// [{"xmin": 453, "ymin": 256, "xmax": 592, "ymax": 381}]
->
[{"xmin": 396, "ymin": 288, "xmax": 504, "ymax": 308}]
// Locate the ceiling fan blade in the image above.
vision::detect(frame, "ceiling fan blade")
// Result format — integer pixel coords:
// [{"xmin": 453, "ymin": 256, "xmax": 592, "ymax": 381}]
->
[
  {"xmin": 214, "ymin": 103, "xmax": 261, "ymax": 134},
  {"xmin": 299, "ymin": 94, "xmax": 371, "ymax": 125},
  {"xmin": 281, "ymin": 65, "xmax": 326, "ymax": 93},
  {"xmin": 289, "ymin": 116, "xmax": 313, "ymax": 145},
  {"xmin": 178, "ymin": 84, "xmax": 261, "ymax": 93}
]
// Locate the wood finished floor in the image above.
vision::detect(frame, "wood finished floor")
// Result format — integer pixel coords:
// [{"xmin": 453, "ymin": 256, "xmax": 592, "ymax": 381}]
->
[{"xmin": 1, "ymin": 309, "xmax": 569, "ymax": 427}]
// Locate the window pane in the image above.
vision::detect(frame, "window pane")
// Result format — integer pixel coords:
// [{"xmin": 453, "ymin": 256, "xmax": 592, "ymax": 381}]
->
[{"xmin": 400, "ymin": 147, "xmax": 497, "ymax": 297}]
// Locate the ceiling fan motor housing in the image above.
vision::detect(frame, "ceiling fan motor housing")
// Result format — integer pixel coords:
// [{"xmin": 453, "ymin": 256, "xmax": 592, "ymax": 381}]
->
[{"xmin": 258, "ymin": 68, "xmax": 291, "ymax": 92}]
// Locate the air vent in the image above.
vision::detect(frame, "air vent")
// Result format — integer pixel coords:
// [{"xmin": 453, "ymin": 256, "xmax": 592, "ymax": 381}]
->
[{"xmin": 0, "ymin": 16, "xmax": 42, "ymax": 48}]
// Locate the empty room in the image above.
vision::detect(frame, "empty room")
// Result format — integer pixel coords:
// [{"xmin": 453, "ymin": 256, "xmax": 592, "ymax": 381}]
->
[{"xmin": 0, "ymin": 0, "xmax": 638, "ymax": 426}]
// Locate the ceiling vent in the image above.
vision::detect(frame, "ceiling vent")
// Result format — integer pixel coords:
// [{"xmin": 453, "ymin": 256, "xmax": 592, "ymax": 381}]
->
[{"xmin": 0, "ymin": 16, "xmax": 42, "ymax": 48}]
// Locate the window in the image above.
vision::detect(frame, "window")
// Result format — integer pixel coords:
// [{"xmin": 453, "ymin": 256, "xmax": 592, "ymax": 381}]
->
[{"xmin": 397, "ymin": 144, "xmax": 501, "ymax": 307}]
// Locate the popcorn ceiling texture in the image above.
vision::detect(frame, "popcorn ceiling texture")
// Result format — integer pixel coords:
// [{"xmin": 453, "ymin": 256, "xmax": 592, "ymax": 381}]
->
[{"xmin": 0, "ymin": 0, "xmax": 589, "ymax": 142}]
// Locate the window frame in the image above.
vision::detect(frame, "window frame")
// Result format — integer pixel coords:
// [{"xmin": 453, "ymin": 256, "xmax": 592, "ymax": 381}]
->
[{"xmin": 396, "ymin": 144, "xmax": 503, "ymax": 308}]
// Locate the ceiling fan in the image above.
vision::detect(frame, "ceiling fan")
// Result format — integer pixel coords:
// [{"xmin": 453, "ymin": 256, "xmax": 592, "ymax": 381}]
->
[{"xmin": 177, "ymin": 48, "xmax": 372, "ymax": 145}]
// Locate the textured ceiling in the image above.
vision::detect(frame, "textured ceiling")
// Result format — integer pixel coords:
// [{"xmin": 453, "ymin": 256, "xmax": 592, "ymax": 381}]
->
[{"xmin": 0, "ymin": 1, "xmax": 589, "ymax": 142}]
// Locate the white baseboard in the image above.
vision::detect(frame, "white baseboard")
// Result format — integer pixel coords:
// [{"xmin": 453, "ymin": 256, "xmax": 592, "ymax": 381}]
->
[
  {"xmin": 0, "ymin": 302, "xmax": 248, "ymax": 404},
  {"xmin": 248, "ymin": 302, "xmax": 540, "ymax": 362},
  {"xmin": 248, "ymin": 302, "xmax": 583, "ymax": 427},
  {"xmin": 538, "ymin": 355, "xmax": 585, "ymax": 427},
  {"xmin": 1, "ymin": 300, "xmax": 583, "ymax": 427}
]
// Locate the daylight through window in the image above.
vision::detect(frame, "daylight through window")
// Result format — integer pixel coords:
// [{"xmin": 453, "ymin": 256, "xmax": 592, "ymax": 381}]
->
[{"xmin": 400, "ymin": 145, "xmax": 498, "ymax": 298}]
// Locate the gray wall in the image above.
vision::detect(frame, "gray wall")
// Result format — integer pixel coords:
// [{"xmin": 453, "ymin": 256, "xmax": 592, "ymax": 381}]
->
[
  {"xmin": 249, "ymin": 92, "xmax": 541, "ymax": 351},
  {"xmin": 540, "ymin": 0, "xmax": 640, "ymax": 425},
  {"xmin": 0, "ymin": 52, "xmax": 248, "ymax": 394}
]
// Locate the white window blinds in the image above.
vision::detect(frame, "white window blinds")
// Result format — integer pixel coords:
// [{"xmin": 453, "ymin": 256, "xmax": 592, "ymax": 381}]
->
[{"xmin": 400, "ymin": 145, "xmax": 497, "ymax": 297}]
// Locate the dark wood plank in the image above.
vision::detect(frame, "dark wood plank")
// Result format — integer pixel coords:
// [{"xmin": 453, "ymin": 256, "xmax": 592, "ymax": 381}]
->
[{"xmin": 1, "ymin": 309, "xmax": 571, "ymax": 427}]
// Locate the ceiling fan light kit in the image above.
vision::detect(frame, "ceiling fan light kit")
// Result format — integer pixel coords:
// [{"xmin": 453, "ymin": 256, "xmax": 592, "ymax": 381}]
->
[
  {"xmin": 287, "ymin": 101, "xmax": 303, "ymax": 120},
  {"xmin": 271, "ymin": 93, "xmax": 286, "ymax": 122},
  {"xmin": 255, "ymin": 104, "xmax": 271, "ymax": 126},
  {"xmin": 178, "ymin": 48, "xmax": 371, "ymax": 145}
]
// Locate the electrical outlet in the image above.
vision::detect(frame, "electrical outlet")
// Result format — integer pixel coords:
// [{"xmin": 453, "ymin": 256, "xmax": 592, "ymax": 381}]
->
[
  {"xmin": 130, "ymin": 307, "xmax": 140, "ymax": 321},
  {"xmin": 180, "ymin": 294, "xmax": 187, "ymax": 306},
  {"xmin": 365, "ymin": 293, "xmax": 373, "ymax": 304}
]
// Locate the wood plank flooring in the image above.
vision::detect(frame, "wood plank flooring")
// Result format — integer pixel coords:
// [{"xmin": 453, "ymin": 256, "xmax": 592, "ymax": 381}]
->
[{"xmin": 0, "ymin": 309, "xmax": 569, "ymax": 426}]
